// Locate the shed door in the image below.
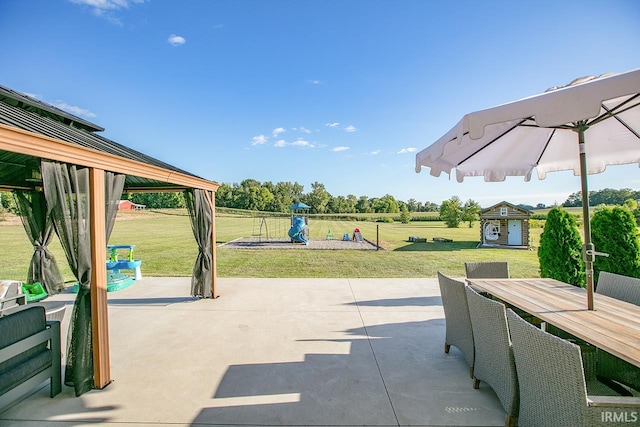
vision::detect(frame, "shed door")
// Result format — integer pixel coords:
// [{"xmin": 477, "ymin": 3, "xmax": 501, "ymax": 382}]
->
[{"xmin": 508, "ymin": 220, "xmax": 522, "ymax": 245}]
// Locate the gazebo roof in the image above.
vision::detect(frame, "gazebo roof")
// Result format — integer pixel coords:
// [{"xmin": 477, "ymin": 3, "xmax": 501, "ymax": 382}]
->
[{"xmin": 0, "ymin": 84, "xmax": 217, "ymax": 192}]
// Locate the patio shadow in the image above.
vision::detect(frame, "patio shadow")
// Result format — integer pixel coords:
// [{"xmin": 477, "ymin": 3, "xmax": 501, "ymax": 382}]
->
[
  {"xmin": 347, "ymin": 296, "xmax": 442, "ymax": 307},
  {"xmin": 191, "ymin": 318, "xmax": 504, "ymax": 426},
  {"xmin": 107, "ymin": 297, "xmax": 199, "ymax": 306}
]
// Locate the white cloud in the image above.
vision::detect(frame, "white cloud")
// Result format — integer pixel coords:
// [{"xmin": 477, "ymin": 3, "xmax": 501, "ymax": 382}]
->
[
  {"xmin": 52, "ymin": 100, "xmax": 97, "ymax": 118},
  {"xmin": 291, "ymin": 138, "xmax": 314, "ymax": 148},
  {"xmin": 273, "ymin": 127, "xmax": 286, "ymax": 137},
  {"xmin": 397, "ymin": 147, "xmax": 417, "ymax": 154},
  {"xmin": 332, "ymin": 146, "xmax": 350, "ymax": 152},
  {"xmin": 274, "ymin": 139, "xmax": 286, "ymax": 147},
  {"xmin": 68, "ymin": 0, "xmax": 145, "ymax": 24},
  {"xmin": 168, "ymin": 34, "xmax": 186, "ymax": 46},
  {"xmin": 306, "ymin": 79, "xmax": 323, "ymax": 85},
  {"xmin": 70, "ymin": 0, "xmax": 131, "ymax": 11},
  {"xmin": 326, "ymin": 122, "xmax": 340, "ymax": 128},
  {"xmin": 344, "ymin": 125, "xmax": 357, "ymax": 132},
  {"xmin": 251, "ymin": 135, "xmax": 268, "ymax": 146},
  {"xmin": 369, "ymin": 150, "xmax": 381, "ymax": 155},
  {"xmin": 22, "ymin": 92, "xmax": 96, "ymax": 118},
  {"xmin": 291, "ymin": 126, "xmax": 312, "ymax": 134}
]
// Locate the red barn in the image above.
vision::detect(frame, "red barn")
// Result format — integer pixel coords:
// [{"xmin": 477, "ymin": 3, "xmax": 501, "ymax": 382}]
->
[{"xmin": 117, "ymin": 200, "xmax": 146, "ymax": 211}]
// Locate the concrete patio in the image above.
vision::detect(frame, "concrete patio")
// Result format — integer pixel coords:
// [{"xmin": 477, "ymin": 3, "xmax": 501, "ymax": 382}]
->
[{"xmin": 0, "ymin": 277, "xmax": 506, "ymax": 426}]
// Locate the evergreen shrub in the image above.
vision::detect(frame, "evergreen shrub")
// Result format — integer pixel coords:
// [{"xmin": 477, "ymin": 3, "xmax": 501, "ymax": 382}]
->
[
  {"xmin": 591, "ymin": 206, "xmax": 640, "ymax": 281},
  {"xmin": 538, "ymin": 207, "xmax": 585, "ymax": 287}
]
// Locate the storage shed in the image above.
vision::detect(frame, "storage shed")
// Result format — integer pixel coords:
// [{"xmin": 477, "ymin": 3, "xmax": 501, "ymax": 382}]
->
[{"xmin": 479, "ymin": 201, "xmax": 531, "ymax": 248}]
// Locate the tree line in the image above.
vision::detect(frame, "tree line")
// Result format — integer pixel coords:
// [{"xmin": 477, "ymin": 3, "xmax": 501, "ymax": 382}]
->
[
  {"xmin": 562, "ymin": 188, "xmax": 640, "ymax": 208},
  {"xmin": 1, "ymin": 184, "xmax": 637, "ymax": 214},
  {"xmin": 213, "ymin": 183, "xmax": 639, "ymax": 214},
  {"xmin": 212, "ymin": 179, "xmax": 439, "ymax": 214}
]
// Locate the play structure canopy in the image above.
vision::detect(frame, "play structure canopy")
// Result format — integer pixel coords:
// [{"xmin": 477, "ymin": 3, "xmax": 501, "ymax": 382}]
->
[{"xmin": 290, "ymin": 202, "xmax": 310, "ymax": 210}]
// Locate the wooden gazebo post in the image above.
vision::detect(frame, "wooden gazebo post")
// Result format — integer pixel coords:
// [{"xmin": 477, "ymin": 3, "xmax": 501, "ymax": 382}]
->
[{"xmin": 89, "ymin": 167, "xmax": 111, "ymax": 388}]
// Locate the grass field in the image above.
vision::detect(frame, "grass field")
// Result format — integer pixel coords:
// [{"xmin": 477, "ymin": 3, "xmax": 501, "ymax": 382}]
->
[{"xmin": 0, "ymin": 209, "xmax": 545, "ymax": 281}]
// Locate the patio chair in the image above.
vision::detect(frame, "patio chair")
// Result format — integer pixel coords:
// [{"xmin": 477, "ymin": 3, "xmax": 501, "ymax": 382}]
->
[
  {"xmin": 465, "ymin": 286, "xmax": 518, "ymax": 427},
  {"xmin": 595, "ymin": 271, "xmax": 640, "ymax": 394},
  {"xmin": 596, "ymin": 271, "xmax": 640, "ymax": 306},
  {"xmin": 0, "ymin": 280, "xmax": 27, "ymax": 317},
  {"xmin": 464, "ymin": 261, "xmax": 509, "ymax": 279},
  {"xmin": 464, "ymin": 261, "xmax": 541, "ymax": 325},
  {"xmin": 0, "ymin": 305, "xmax": 62, "ymax": 411},
  {"xmin": 437, "ymin": 271, "xmax": 474, "ymax": 377},
  {"xmin": 506, "ymin": 309, "xmax": 640, "ymax": 427}
]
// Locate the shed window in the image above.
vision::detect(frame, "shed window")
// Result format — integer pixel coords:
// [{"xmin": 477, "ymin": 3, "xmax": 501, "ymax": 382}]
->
[{"xmin": 500, "ymin": 207, "xmax": 508, "ymax": 216}]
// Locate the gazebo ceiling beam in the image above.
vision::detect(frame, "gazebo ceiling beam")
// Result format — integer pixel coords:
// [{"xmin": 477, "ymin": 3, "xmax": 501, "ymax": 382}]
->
[{"xmin": 0, "ymin": 124, "xmax": 219, "ymax": 192}]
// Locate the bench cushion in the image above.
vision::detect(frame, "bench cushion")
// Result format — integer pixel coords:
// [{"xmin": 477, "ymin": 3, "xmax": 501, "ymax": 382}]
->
[{"xmin": 0, "ymin": 306, "xmax": 52, "ymax": 395}]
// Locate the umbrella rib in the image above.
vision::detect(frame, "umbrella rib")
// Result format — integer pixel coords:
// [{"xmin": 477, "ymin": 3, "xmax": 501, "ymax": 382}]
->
[
  {"xmin": 589, "ymin": 94, "xmax": 640, "ymax": 126},
  {"xmin": 534, "ymin": 128, "xmax": 555, "ymax": 166},
  {"xmin": 598, "ymin": 100, "xmax": 640, "ymax": 140},
  {"xmin": 458, "ymin": 118, "xmax": 529, "ymax": 165}
]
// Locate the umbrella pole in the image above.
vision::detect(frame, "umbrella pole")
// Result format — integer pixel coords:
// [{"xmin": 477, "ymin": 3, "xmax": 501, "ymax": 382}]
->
[{"xmin": 578, "ymin": 127, "xmax": 595, "ymax": 310}]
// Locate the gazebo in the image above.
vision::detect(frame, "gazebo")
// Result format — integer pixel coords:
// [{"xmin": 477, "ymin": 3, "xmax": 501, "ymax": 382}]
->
[{"xmin": 0, "ymin": 85, "xmax": 219, "ymax": 396}]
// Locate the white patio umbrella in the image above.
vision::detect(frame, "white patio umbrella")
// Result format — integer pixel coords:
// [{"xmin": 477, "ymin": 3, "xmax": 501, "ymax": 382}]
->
[{"xmin": 415, "ymin": 68, "xmax": 640, "ymax": 310}]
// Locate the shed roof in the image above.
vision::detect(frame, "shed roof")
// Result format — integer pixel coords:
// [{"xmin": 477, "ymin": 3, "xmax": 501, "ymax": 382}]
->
[{"xmin": 480, "ymin": 201, "xmax": 532, "ymax": 216}]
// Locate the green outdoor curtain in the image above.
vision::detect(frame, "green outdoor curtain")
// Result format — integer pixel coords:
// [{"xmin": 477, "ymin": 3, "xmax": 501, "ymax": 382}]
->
[
  {"xmin": 184, "ymin": 189, "xmax": 213, "ymax": 298},
  {"xmin": 13, "ymin": 189, "xmax": 65, "ymax": 294},
  {"xmin": 105, "ymin": 172, "xmax": 125, "ymax": 239},
  {"xmin": 42, "ymin": 161, "xmax": 125, "ymax": 396},
  {"xmin": 42, "ymin": 161, "xmax": 92, "ymax": 396}
]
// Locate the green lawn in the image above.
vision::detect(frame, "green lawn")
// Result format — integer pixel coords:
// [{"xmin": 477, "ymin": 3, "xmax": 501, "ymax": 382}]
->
[{"xmin": 0, "ymin": 209, "xmax": 544, "ymax": 281}]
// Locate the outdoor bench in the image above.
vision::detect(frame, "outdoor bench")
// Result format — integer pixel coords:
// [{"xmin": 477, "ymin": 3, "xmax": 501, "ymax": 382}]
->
[{"xmin": 0, "ymin": 305, "xmax": 61, "ymax": 412}]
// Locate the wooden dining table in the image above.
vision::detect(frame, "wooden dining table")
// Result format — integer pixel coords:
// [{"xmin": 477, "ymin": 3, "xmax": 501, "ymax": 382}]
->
[{"xmin": 465, "ymin": 278, "xmax": 640, "ymax": 368}]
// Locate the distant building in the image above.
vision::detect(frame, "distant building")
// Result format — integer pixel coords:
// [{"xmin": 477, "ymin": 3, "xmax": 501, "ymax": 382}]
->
[
  {"xmin": 479, "ymin": 201, "xmax": 531, "ymax": 249},
  {"xmin": 117, "ymin": 200, "xmax": 146, "ymax": 211}
]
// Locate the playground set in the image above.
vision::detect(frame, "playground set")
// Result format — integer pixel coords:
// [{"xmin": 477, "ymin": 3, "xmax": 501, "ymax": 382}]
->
[
  {"xmin": 288, "ymin": 202, "xmax": 310, "ymax": 245},
  {"xmin": 244, "ymin": 202, "xmax": 376, "ymax": 249}
]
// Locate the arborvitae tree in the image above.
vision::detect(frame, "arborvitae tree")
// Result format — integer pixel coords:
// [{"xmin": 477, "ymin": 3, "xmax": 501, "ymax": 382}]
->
[
  {"xmin": 538, "ymin": 207, "xmax": 585, "ymax": 287},
  {"xmin": 591, "ymin": 206, "xmax": 640, "ymax": 281}
]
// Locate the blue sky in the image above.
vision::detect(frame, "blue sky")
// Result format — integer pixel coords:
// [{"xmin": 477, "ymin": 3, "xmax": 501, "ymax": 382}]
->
[{"xmin": 1, "ymin": 0, "xmax": 639, "ymax": 207}]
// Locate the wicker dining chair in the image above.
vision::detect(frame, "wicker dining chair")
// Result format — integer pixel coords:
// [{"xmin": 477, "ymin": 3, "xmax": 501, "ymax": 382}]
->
[
  {"xmin": 464, "ymin": 262, "xmax": 510, "ymax": 279},
  {"xmin": 466, "ymin": 286, "xmax": 518, "ymax": 427},
  {"xmin": 437, "ymin": 271, "xmax": 474, "ymax": 378},
  {"xmin": 596, "ymin": 271, "xmax": 640, "ymax": 306},
  {"xmin": 506, "ymin": 309, "xmax": 640, "ymax": 427},
  {"xmin": 595, "ymin": 271, "xmax": 640, "ymax": 394}
]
